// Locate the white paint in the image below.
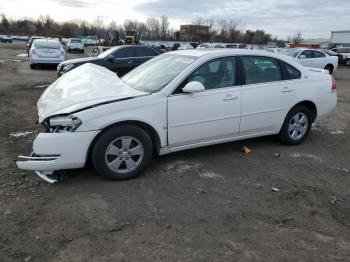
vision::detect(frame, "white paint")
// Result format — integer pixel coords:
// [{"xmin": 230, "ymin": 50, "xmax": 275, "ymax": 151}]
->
[{"xmin": 17, "ymin": 53, "xmax": 28, "ymax": 57}]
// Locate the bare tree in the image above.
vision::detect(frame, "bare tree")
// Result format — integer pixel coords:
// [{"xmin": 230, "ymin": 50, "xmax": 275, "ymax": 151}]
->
[
  {"xmin": 292, "ymin": 32, "xmax": 303, "ymax": 44},
  {"xmin": 160, "ymin": 15, "xmax": 169, "ymax": 40}
]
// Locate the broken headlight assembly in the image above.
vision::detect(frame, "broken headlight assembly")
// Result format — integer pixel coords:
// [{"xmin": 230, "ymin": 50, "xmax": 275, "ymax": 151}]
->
[{"xmin": 44, "ymin": 115, "xmax": 82, "ymax": 133}]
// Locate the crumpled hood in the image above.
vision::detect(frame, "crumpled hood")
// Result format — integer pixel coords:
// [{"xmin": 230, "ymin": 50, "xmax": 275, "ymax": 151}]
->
[
  {"xmin": 59, "ymin": 56, "xmax": 99, "ymax": 66},
  {"xmin": 37, "ymin": 63, "xmax": 147, "ymax": 122}
]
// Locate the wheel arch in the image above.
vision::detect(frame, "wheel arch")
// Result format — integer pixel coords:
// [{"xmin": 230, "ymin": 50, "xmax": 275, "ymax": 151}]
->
[
  {"xmin": 279, "ymin": 100, "xmax": 318, "ymax": 132},
  {"xmin": 86, "ymin": 120, "xmax": 162, "ymax": 167}
]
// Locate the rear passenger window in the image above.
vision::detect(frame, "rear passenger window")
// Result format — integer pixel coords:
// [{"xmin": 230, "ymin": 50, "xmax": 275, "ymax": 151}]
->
[
  {"xmin": 284, "ymin": 63, "xmax": 301, "ymax": 80},
  {"xmin": 313, "ymin": 51, "xmax": 325, "ymax": 58},
  {"xmin": 114, "ymin": 47, "xmax": 135, "ymax": 58},
  {"xmin": 136, "ymin": 47, "xmax": 159, "ymax": 57},
  {"xmin": 241, "ymin": 56, "xmax": 282, "ymax": 85}
]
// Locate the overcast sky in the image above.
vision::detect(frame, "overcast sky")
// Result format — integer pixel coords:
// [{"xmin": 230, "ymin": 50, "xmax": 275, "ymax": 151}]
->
[{"xmin": 1, "ymin": 0, "xmax": 349, "ymax": 39}]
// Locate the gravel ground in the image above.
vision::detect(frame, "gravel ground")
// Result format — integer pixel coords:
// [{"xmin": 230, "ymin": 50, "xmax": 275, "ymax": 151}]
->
[{"xmin": 0, "ymin": 41, "xmax": 350, "ymax": 262}]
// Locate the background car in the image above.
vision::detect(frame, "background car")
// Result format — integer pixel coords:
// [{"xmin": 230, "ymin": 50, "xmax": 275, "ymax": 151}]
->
[
  {"xmin": 29, "ymin": 39, "xmax": 65, "ymax": 69},
  {"xmin": 66, "ymin": 38, "xmax": 84, "ymax": 53},
  {"xmin": 0, "ymin": 35, "xmax": 12, "ymax": 43},
  {"xmin": 282, "ymin": 48, "xmax": 338, "ymax": 74},
  {"xmin": 26, "ymin": 36, "xmax": 44, "ymax": 56},
  {"xmin": 330, "ymin": 47, "xmax": 350, "ymax": 66},
  {"xmin": 57, "ymin": 45, "xmax": 161, "ymax": 76}
]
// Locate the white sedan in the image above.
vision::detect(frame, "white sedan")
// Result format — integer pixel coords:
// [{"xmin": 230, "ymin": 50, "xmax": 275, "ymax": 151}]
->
[
  {"xmin": 29, "ymin": 39, "xmax": 65, "ymax": 69},
  {"xmin": 282, "ymin": 48, "xmax": 338, "ymax": 74},
  {"xmin": 17, "ymin": 49, "xmax": 337, "ymax": 183}
]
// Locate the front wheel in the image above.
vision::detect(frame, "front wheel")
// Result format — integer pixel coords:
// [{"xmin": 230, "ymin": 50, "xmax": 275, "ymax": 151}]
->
[
  {"xmin": 92, "ymin": 125, "xmax": 153, "ymax": 180},
  {"xmin": 279, "ymin": 106, "xmax": 312, "ymax": 145}
]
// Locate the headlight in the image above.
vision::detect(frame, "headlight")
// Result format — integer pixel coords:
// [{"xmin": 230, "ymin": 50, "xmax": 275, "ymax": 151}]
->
[
  {"xmin": 47, "ymin": 115, "xmax": 82, "ymax": 132},
  {"xmin": 63, "ymin": 64, "xmax": 74, "ymax": 71}
]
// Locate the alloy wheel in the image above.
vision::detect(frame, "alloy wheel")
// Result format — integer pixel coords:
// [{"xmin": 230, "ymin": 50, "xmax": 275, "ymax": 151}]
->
[
  {"xmin": 288, "ymin": 112, "xmax": 309, "ymax": 140},
  {"xmin": 104, "ymin": 136, "xmax": 144, "ymax": 173}
]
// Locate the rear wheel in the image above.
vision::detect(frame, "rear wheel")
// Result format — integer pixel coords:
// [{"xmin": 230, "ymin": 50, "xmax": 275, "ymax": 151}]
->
[
  {"xmin": 92, "ymin": 125, "xmax": 153, "ymax": 181},
  {"xmin": 346, "ymin": 59, "xmax": 350, "ymax": 66},
  {"xmin": 279, "ymin": 106, "xmax": 312, "ymax": 145},
  {"xmin": 30, "ymin": 64, "xmax": 35, "ymax": 69},
  {"xmin": 325, "ymin": 64, "xmax": 334, "ymax": 74}
]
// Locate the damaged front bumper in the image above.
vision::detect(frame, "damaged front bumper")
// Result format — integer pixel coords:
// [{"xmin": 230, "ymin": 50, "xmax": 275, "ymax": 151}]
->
[{"xmin": 16, "ymin": 131, "xmax": 99, "ymax": 183}]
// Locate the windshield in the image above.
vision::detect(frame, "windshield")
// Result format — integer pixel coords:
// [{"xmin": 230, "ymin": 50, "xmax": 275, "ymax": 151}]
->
[
  {"xmin": 282, "ymin": 49, "xmax": 301, "ymax": 58},
  {"xmin": 97, "ymin": 46, "xmax": 121, "ymax": 58},
  {"xmin": 34, "ymin": 40, "xmax": 60, "ymax": 49},
  {"xmin": 122, "ymin": 54, "xmax": 197, "ymax": 93},
  {"xmin": 71, "ymin": 39, "xmax": 81, "ymax": 43}
]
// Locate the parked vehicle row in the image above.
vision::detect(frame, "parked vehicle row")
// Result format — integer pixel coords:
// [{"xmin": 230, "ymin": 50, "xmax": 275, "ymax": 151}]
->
[
  {"xmin": 17, "ymin": 49, "xmax": 337, "ymax": 183},
  {"xmin": 0, "ymin": 35, "xmax": 13, "ymax": 43}
]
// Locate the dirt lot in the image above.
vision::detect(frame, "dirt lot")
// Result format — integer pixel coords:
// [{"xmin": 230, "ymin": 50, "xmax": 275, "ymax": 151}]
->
[{"xmin": 0, "ymin": 41, "xmax": 350, "ymax": 262}]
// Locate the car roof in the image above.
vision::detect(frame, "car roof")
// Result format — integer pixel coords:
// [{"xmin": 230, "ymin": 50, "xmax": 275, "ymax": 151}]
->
[
  {"xmin": 170, "ymin": 48, "xmax": 286, "ymax": 58},
  {"xmin": 34, "ymin": 39, "xmax": 60, "ymax": 43}
]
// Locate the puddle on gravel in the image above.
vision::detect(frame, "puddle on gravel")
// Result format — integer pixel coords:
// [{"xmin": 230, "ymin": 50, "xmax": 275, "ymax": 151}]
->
[
  {"xmin": 33, "ymin": 84, "xmax": 49, "ymax": 89},
  {"xmin": 330, "ymin": 130, "xmax": 344, "ymax": 135},
  {"xmin": 10, "ymin": 131, "xmax": 35, "ymax": 138},
  {"xmin": 289, "ymin": 153, "xmax": 322, "ymax": 163}
]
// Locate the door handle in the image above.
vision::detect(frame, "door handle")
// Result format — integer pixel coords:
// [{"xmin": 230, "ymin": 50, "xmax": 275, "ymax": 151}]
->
[
  {"xmin": 223, "ymin": 94, "xmax": 238, "ymax": 101},
  {"xmin": 281, "ymin": 87, "xmax": 293, "ymax": 93}
]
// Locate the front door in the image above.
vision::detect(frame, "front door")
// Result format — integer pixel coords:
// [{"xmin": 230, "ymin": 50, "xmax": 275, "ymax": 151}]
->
[{"xmin": 168, "ymin": 57, "xmax": 241, "ymax": 147}]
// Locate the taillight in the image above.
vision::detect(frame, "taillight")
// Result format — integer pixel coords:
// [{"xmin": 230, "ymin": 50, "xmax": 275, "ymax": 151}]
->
[{"xmin": 331, "ymin": 75, "xmax": 336, "ymax": 93}]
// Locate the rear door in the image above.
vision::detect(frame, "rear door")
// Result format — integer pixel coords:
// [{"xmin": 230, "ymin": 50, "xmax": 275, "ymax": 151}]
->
[
  {"xmin": 311, "ymin": 50, "xmax": 326, "ymax": 68},
  {"xmin": 239, "ymin": 56, "xmax": 300, "ymax": 136},
  {"xmin": 297, "ymin": 50, "xmax": 313, "ymax": 67}
]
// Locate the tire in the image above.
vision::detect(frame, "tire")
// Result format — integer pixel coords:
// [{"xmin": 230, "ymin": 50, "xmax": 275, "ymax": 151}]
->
[
  {"xmin": 279, "ymin": 105, "xmax": 312, "ymax": 145},
  {"xmin": 346, "ymin": 59, "xmax": 350, "ymax": 67},
  {"xmin": 92, "ymin": 125, "xmax": 153, "ymax": 181},
  {"xmin": 325, "ymin": 64, "xmax": 334, "ymax": 74},
  {"xmin": 30, "ymin": 64, "xmax": 35, "ymax": 69}
]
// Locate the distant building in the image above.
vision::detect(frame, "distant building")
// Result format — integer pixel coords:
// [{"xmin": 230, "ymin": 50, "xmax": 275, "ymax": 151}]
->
[
  {"xmin": 180, "ymin": 25, "xmax": 210, "ymax": 42},
  {"xmin": 330, "ymin": 31, "xmax": 350, "ymax": 47},
  {"xmin": 290, "ymin": 38, "xmax": 329, "ymax": 49}
]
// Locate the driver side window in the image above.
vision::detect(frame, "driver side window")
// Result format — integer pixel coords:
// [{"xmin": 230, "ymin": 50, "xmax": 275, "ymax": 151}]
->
[{"xmin": 187, "ymin": 57, "xmax": 237, "ymax": 90}]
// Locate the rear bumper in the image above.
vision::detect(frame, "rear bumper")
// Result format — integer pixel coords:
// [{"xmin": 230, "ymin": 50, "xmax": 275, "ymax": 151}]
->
[
  {"xmin": 16, "ymin": 131, "xmax": 99, "ymax": 172},
  {"xmin": 30, "ymin": 56, "xmax": 65, "ymax": 65},
  {"xmin": 316, "ymin": 92, "xmax": 337, "ymax": 121}
]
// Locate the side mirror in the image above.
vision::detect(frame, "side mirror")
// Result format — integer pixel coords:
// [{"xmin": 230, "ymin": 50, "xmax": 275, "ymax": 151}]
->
[
  {"xmin": 107, "ymin": 54, "xmax": 115, "ymax": 62},
  {"xmin": 182, "ymin": 81, "xmax": 205, "ymax": 93},
  {"xmin": 299, "ymin": 54, "xmax": 306, "ymax": 59}
]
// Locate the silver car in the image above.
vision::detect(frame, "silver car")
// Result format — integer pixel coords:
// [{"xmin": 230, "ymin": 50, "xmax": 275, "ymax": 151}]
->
[{"xmin": 29, "ymin": 39, "xmax": 65, "ymax": 69}]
